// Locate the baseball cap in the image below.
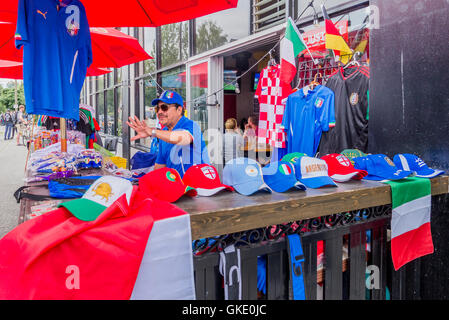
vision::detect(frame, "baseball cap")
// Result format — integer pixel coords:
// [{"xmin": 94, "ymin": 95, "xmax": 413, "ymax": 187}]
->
[
  {"xmin": 340, "ymin": 149, "xmax": 367, "ymax": 165},
  {"xmin": 223, "ymin": 157, "xmax": 272, "ymax": 196},
  {"xmin": 281, "ymin": 152, "xmax": 307, "ymax": 164},
  {"xmin": 393, "ymin": 154, "xmax": 445, "ymax": 178},
  {"xmin": 58, "ymin": 176, "xmax": 134, "ymax": 221},
  {"xmin": 353, "ymin": 154, "xmax": 413, "ymax": 181},
  {"xmin": 292, "ymin": 156, "xmax": 337, "ymax": 188},
  {"xmin": 182, "ymin": 164, "xmax": 234, "ymax": 196},
  {"xmin": 261, "ymin": 161, "xmax": 306, "ymax": 193},
  {"xmin": 151, "ymin": 90, "xmax": 184, "ymax": 106},
  {"xmin": 321, "ymin": 153, "xmax": 368, "ymax": 182},
  {"xmin": 138, "ymin": 167, "xmax": 197, "ymax": 202}
]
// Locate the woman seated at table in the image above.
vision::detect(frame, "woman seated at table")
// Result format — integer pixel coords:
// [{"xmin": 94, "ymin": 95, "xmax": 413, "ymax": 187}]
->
[{"xmin": 223, "ymin": 118, "xmax": 244, "ymax": 164}]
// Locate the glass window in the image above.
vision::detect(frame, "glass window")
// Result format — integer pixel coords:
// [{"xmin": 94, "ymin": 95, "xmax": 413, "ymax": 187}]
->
[
  {"xmin": 97, "ymin": 75, "xmax": 104, "ymax": 91},
  {"xmin": 144, "ymin": 78, "xmax": 158, "ymax": 121},
  {"xmin": 143, "ymin": 28, "xmax": 157, "ymax": 74},
  {"xmin": 161, "ymin": 66, "xmax": 186, "ymax": 102},
  {"xmin": 195, "ymin": 0, "xmax": 250, "ymax": 55},
  {"xmin": 160, "ymin": 22, "xmax": 189, "ymax": 68},
  {"xmin": 189, "ymin": 62, "xmax": 208, "ymax": 133},
  {"xmin": 97, "ymin": 92, "xmax": 104, "ymax": 133},
  {"xmin": 116, "ymin": 87, "xmax": 123, "ymax": 138},
  {"xmin": 106, "ymin": 90, "xmax": 115, "ymax": 135}
]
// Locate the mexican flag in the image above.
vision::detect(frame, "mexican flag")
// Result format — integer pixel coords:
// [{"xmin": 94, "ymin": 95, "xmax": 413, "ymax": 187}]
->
[
  {"xmin": 384, "ymin": 177, "xmax": 434, "ymax": 271},
  {"xmin": 0, "ymin": 188, "xmax": 195, "ymax": 300},
  {"xmin": 280, "ymin": 17, "xmax": 314, "ymax": 85}
]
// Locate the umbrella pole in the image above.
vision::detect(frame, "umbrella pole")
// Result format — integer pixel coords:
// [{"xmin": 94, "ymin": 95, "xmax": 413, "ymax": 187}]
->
[{"xmin": 60, "ymin": 118, "xmax": 67, "ymax": 152}]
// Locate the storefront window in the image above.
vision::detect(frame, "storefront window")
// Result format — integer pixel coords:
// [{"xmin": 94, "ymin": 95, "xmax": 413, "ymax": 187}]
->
[
  {"xmin": 144, "ymin": 78, "xmax": 158, "ymax": 121},
  {"xmin": 116, "ymin": 87, "xmax": 123, "ymax": 138},
  {"xmin": 195, "ymin": 0, "xmax": 250, "ymax": 55},
  {"xmin": 189, "ymin": 62, "xmax": 208, "ymax": 133},
  {"xmin": 143, "ymin": 28, "xmax": 157, "ymax": 74},
  {"xmin": 160, "ymin": 22, "xmax": 189, "ymax": 68},
  {"xmin": 161, "ymin": 66, "xmax": 186, "ymax": 102},
  {"xmin": 97, "ymin": 92, "xmax": 104, "ymax": 133},
  {"xmin": 97, "ymin": 75, "xmax": 104, "ymax": 91},
  {"xmin": 106, "ymin": 90, "xmax": 115, "ymax": 135}
]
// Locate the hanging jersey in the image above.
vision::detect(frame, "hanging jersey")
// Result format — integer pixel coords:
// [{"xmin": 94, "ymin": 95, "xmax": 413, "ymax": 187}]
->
[
  {"xmin": 15, "ymin": 0, "xmax": 93, "ymax": 121},
  {"xmin": 281, "ymin": 85, "xmax": 335, "ymax": 157},
  {"xmin": 255, "ymin": 64, "xmax": 292, "ymax": 148},
  {"xmin": 318, "ymin": 66, "xmax": 369, "ymax": 155}
]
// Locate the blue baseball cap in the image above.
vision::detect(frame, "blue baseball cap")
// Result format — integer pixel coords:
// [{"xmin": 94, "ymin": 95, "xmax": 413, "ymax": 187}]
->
[
  {"xmin": 223, "ymin": 157, "xmax": 272, "ymax": 196},
  {"xmin": 292, "ymin": 156, "xmax": 337, "ymax": 188},
  {"xmin": 151, "ymin": 90, "xmax": 184, "ymax": 106},
  {"xmin": 393, "ymin": 154, "xmax": 445, "ymax": 178},
  {"xmin": 353, "ymin": 154, "xmax": 413, "ymax": 181},
  {"xmin": 261, "ymin": 161, "xmax": 306, "ymax": 193}
]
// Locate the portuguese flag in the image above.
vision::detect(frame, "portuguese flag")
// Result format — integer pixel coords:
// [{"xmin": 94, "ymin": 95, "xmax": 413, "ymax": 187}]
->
[
  {"xmin": 384, "ymin": 177, "xmax": 434, "ymax": 270},
  {"xmin": 321, "ymin": 5, "xmax": 352, "ymax": 62},
  {"xmin": 280, "ymin": 17, "xmax": 314, "ymax": 85}
]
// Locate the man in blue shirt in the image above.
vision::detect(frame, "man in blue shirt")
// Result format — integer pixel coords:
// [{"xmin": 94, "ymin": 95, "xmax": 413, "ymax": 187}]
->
[
  {"xmin": 15, "ymin": 0, "xmax": 92, "ymax": 121},
  {"xmin": 281, "ymin": 85, "xmax": 335, "ymax": 157},
  {"xmin": 127, "ymin": 90, "xmax": 210, "ymax": 177}
]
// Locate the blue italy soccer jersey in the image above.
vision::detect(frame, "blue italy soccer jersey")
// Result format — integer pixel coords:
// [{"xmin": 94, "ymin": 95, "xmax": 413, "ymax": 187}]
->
[
  {"xmin": 155, "ymin": 116, "xmax": 210, "ymax": 177},
  {"xmin": 281, "ymin": 85, "xmax": 335, "ymax": 157},
  {"xmin": 15, "ymin": 0, "xmax": 92, "ymax": 121}
]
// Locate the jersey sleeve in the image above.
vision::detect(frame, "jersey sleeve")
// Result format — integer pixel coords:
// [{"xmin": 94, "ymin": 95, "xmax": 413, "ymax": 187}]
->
[
  {"xmin": 15, "ymin": 0, "xmax": 29, "ymax": 49},
  {"xmin": 320, "ymin": 91, "xmax": 336, "ymax": 132},
  {"xmin": 254, "ymin": 69, "xmax": 264, "ymax": 100}
]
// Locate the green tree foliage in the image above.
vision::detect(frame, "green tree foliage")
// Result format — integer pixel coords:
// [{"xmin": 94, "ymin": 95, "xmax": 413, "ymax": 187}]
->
[
  {"xmin": 196, "ymin": 20, "xmax": 228, "ymax": 55},
  {"xmin": 0, "ymin": 81, "xmax": 25, "ymax": 113}
]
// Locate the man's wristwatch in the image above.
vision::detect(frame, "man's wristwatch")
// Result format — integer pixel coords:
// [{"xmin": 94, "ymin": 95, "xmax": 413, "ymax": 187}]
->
[{"xmin": 151, "ymin": 128, "xmax": 157, "ymax": 138}]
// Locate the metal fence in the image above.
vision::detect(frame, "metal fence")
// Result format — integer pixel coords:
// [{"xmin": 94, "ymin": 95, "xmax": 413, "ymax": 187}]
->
[{"xmin": 193, "ymin": 204, "xmax": 394, "ymax": 300}]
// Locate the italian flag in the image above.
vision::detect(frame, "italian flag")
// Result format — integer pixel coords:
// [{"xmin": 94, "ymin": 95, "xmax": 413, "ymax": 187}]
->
[
  {"xmin": 280, "ymin": 17, "xmax": 314, "ymax": 85},
  {"xmin": 385, "ymin": 177, "xmax": 434, "ymax": 271}
]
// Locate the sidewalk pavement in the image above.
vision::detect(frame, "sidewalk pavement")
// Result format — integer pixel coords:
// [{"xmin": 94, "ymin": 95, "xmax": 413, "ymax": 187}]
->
[{"xmin": 0, "ymin": 127, "xmax": 29, "ymax": 239}]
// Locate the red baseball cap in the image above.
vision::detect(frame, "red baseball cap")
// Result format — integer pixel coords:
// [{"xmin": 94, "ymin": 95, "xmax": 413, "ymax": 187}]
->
[
  {"xmin": 183, "ymin": 164, "xmax": 234, "ymax": 197},
  {"xmin": 321, "ymin": 153, "xmax": 368, "ymax": 182},
  {"xmin": 138, "ymin": 167, "xmax": 197, "ymax": 202}
]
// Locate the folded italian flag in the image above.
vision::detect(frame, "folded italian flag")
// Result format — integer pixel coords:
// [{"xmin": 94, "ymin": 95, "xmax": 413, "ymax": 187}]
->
[{"xmin": 384, "ymin": 177, "xmax": 434, "ymax": 270}]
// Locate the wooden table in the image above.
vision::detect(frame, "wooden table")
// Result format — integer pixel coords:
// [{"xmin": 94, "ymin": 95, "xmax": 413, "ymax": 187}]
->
[
  {"xmin": 19, "ymin": 174, "xmax": 449, "ymax": 241},
  {"xmin": 177, "ymin": 175, "xmax": 449, "ymax": 240},
  {"xmin": 240, "ymin": 145, "xmax": 272, "ymax": 165}
]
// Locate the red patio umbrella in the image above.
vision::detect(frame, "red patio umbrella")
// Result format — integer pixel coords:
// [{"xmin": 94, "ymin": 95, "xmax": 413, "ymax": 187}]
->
[
  {"xmin": 0, "ymin": 0, "xmax": 239, "ymax": 27},
  {"xmin": 0, "ymin": 59, "xmax": 21, "ymax": 79},
  {"xmin": 0, "ymin": 23, "xmax": 152, "ymax": 68},
  {"xmin": 0, "ymin": 59, "xmax": 111, "ymax": 80}
]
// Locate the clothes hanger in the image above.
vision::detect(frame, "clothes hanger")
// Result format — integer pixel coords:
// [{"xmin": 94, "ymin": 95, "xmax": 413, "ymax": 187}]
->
[{"xmin": 309, "ymin": 72, "xmax": 322, "ymax": 90}]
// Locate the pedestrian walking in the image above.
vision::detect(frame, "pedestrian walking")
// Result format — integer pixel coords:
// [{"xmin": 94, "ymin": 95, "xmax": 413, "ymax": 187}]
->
[
  {"xmin": 4, "ymin": 110, "xmax": 14, "ymax": 140},
  {"xmin": 16, "ymin": 105, "xmax": 28, "ymax": 146}
]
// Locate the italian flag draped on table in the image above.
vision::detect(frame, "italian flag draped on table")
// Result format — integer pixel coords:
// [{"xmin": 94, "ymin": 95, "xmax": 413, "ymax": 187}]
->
[{"xmin": 384, "ymin": 177, "xmax": 434, "ymax": 270}]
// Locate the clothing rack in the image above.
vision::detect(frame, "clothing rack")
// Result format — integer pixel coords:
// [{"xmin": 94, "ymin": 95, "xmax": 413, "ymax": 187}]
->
[{"xmin": 295, "ymin": 54, "xmax": 368, "ymax": 89}]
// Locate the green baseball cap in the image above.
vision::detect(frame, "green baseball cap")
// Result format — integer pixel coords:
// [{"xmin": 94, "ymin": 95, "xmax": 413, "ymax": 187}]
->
[
  {"xmin": 340, "ymin": 149, "xmax": 368, "ymax": 164},
  {"xmin": 281, "ymin": 152, "xmax": 307, "ymax": 164},
  {"xmin": 59, "ymin": 176, "xmax": 134, "ymax": 221}
]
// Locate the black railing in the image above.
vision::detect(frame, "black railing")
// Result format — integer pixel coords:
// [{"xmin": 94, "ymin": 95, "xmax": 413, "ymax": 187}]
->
[{"xmin": 193, "ymin": 204, "xmax": 393, "ymax": 300}]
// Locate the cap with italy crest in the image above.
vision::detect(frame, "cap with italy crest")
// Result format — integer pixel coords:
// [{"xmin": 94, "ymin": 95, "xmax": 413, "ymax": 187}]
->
[{"xmin": 58, "ymin": 176, "xmax": 134, "ymax": 221}]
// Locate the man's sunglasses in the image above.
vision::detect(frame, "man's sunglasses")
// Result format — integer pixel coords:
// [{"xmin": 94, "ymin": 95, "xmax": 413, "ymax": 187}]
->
[{"xmin": 156, "ymin": 104, "xmax": 178, "ymax": 112}]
